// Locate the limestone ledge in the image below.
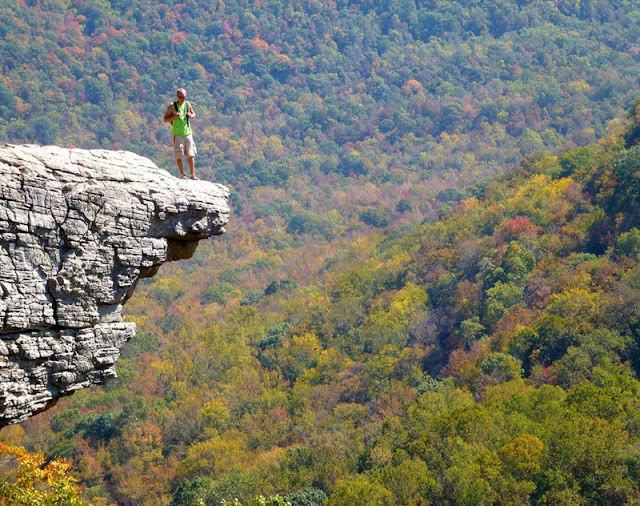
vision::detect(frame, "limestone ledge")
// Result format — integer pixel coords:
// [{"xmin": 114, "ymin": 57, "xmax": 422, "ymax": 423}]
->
[{"xmin": 0, "ymin": 144, "xmax": 229, "ymax": 425}]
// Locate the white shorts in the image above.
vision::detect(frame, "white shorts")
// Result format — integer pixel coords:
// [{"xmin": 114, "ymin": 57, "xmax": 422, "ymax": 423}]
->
[{"xmin": 173, "ymin": 134, "xmax": 197, "ymax": 159}]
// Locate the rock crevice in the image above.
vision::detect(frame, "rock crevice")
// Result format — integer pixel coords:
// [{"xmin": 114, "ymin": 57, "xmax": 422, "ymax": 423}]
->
[{"xmin": 0, "ymin": 144, "xmax": 229, "ymax": 426}]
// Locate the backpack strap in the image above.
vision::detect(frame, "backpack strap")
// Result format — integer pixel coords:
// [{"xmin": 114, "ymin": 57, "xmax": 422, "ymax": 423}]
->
[
  {"xmin": 172, "ymin": 100, "xmax": 190, "ymax": 127},
  {"xmin": 171, "ymin": 101, "xmax": 177, "ymax": 124}
]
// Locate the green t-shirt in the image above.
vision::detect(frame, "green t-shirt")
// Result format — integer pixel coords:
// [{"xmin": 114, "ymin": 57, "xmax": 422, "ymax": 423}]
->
[{"xmin": 171, "ymin": 101, "xmax": 192, "ymax": 136}]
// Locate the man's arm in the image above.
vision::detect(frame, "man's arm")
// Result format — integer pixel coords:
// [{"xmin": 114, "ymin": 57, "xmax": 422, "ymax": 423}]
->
[
  {"xmin": 164, "ymin": 104, "xmax": 180, "ymax": 123},
  {"xmin": 187, "ymin": 103, "xmax": 196, "ymax": 119}
]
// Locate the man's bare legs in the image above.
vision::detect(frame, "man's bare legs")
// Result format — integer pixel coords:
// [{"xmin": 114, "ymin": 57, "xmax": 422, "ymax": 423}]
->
[
  {"xmin": 187, "ymin": 156, "xmax": 197, "ymax": 179},
  {"xmin": 176, "ymin": 158, "xmax": 186, "ymax": 178},
  {"xmin": 176, "ymin": 157, "xmax": 197, "ymax": 179}
]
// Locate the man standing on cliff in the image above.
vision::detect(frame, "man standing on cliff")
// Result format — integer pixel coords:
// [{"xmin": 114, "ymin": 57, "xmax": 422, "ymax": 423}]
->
[{"xmin": 164, "ymin": 88, "xmax": 198, "ymax": 179}]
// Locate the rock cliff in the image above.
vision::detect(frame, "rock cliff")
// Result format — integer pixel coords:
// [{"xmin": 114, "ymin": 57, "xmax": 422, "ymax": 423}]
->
[{"xmin": 0, "ymin": 144, "xmax": 229, "ymax": 426}]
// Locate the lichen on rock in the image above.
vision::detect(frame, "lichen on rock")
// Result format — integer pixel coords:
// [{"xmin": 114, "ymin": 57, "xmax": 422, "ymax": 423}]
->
[{"xmin": 0, "ymin": 144, "xmax": 229, "ymax": 426}]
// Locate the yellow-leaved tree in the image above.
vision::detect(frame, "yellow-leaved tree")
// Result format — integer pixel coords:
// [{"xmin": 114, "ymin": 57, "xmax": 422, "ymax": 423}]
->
[{"xmin": 0, "ymin": 442, "xmax": 92, "ymax": 505}]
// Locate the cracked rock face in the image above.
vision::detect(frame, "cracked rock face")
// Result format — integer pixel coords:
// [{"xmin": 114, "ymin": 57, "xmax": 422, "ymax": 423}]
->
[{"xmin": 0, "ymin": 144, "xmax": 229, "ymax": 426}]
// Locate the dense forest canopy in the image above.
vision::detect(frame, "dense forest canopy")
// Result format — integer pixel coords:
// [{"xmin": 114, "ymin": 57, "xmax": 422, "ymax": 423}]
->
[
  {"xmin": 4, "ymin": 0, "xmax": 640, "ymax": 505},
  {"xmin": 10, "ymin": 103, "xmax": 640, "ymax": 505},
  {"xmin": 2, "ymin": 0, "xmax": 640, "ymax": 229}
]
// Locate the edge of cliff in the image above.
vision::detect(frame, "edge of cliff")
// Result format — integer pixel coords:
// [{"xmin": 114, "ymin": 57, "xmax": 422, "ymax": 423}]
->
[{"xmin": 0, "ymin": 144, "xmax": 230, "ymax": 426}]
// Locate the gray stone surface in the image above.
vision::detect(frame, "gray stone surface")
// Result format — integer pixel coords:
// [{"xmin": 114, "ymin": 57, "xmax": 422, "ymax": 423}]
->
[{"xmin": 0, "ymin": 144, "xmax": 229, "ymax": 426}]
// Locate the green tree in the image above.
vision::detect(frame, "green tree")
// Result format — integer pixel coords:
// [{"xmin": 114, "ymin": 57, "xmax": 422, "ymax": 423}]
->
[
  {"xmin": 484, "ymin": 281, "xmax": 523, "ymax": 327},
  {"xmin": 481, "ymin": 353, "xmax": 523, "ymax": 382},
  {"xmin": 34, "ymin": 115, "xmax": 60, "ymax": 145},
  {"xmin": 327, "ymin": 475, "xmax": 393, "ymax": 506},
  {"xmin": 377, "ymin": 459, "xmax": 439, "ymax": 505},
  {"xmin": 613, "ymin": 227, "xmax": 640, "ymax": 260},
  {"xmin": 284, "ymin": 487, "xmax": 327, "ymax": 506}
]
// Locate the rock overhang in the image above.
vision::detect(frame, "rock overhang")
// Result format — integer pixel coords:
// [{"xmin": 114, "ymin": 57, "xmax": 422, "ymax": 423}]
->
[{"xmin": 0, "ymin": 144, "xmax": 229, "ymax": 426}]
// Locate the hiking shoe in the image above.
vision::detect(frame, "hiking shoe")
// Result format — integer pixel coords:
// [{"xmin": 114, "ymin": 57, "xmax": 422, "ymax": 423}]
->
[
  {"xmin": 181, "ymin": 174, "xmax": 187, "ymax": 179},
  {"xmin": 191, "ymin": 175, "xmax": 199, "ymax": 180}
]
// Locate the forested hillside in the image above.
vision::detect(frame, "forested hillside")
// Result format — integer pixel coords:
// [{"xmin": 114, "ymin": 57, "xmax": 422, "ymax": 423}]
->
[
  {"xmin": 5, "ymin": 0, "xmax": 640, "ymax": 504},
  {"xmin": 6, "ymin": 103, "xmax": 640, "ymax": 504},
  {"xmin": 2, "ymin": 0, "xmax": 640, "ymax": 231}
]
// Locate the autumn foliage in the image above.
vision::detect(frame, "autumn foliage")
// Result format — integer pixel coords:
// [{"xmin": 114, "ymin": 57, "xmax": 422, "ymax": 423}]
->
[
  {"xmin": 0, "ymin": 442, "xmax": 91, "ymax": 505},
  {"xmin": 4, "ymin": 0, "xmax": 640, "ymax": 504}
]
